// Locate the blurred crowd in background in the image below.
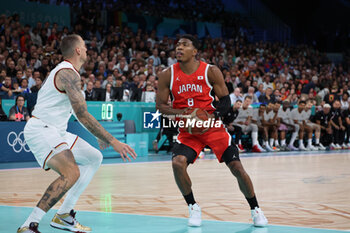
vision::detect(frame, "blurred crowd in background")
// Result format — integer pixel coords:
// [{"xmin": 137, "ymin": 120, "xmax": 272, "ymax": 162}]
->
[{"xmin": 1, "ymin": 1, "xmax": 350, "ymax": 152}]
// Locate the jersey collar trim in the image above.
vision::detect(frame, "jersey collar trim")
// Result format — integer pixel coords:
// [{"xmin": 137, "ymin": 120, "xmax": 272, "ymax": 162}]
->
[{"xmin": 64, "ymin": 60, "xmax": 80, "ymax": 74}]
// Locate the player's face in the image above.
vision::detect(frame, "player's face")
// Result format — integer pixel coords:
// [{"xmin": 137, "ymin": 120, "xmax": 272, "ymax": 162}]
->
[
  {"xmin": 259, "ymin": 105, "xmax": 266, "ymax": 113},
  {"xmin": 78, "ymin": 37, "xmax": 88, "ymax": 63},
  {"xmin": 176, "ymin": 38, "xmax": 197, "ymax": 62},
  {"xmin": 234, "ymin": 101, "xmax": 242, "ymax": 109},
  {"xmin": 283, "ymin": 102, "xmax": 290, "ymax": 109},
  {"xmin": 305, "ymin": 102, "xmax": 312, "ymax": 109},
  {"xmin": 274, "ymin": 103, "xmax": 281, "ymax": 111},
  {"xmin": 298, "ymin": 103, "xmax": 305, "ymax": 111},
  {"xmin": 267, "ymin": 103, "xmax": 274, "ymax": 110},
  {"xmin": 243, "ymin": 98, "xmax": 252, "ymax": 107},
  {"xmin": 323, "ymin": 108, "xmax": 330, "ymax": 114}
]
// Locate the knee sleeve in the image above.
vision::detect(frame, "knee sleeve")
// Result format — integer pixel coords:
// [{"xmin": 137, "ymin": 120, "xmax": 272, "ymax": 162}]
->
[
  {"xmin": 221, "ymin": 145, "xmax": 240, "ymax": 165},
  {"xmin": 91, "ymin": 149, "xmax": 103, "ymax": 166},
  {"xmin": 172, "ymin": 143, "xmax": 197, "ymax": 164},
  {"xmin": 72, "ymin": 137, "xmax": 103, "ymax": 167}
]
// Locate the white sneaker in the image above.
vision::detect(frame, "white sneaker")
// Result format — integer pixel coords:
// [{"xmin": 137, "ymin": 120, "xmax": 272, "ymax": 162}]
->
[
  {"xmin": 306, "ymin": 145, "xmax": 318, "ymax": 151},
  {"xmin": 341, "ymin": 143, "xmax": 348, "ymax": 149},
  {"xmin": 330, "ymin": 143, "xmax": 336, "ymax": 150},
  {"xmin": 188, "ymin": 204, "xmax": 201, "ymax": 227},
  {"xmin": 288, "ymin": 144, "xmax": 299, "ymax": 151},
  {"xmin": 335, "ymin": 144, "xmax": 342, "ymax": 149},
  {"xmin": 251, "ymin": 207, "xmax": 268, "ymax": 227},
  {"xmin": 347, "ymin": 142, "xmax": 350, "ymax": 149},
  {"xmin": 265, "ymin": 144, "xmax": 274, "ymax": 152},
  {"xmin": 299, "ymin": 144, "xmax": 307, "ymax": 151},
  {"xmin": 317, "ymin": 143, "xmax": 326, "ymax": 150}
]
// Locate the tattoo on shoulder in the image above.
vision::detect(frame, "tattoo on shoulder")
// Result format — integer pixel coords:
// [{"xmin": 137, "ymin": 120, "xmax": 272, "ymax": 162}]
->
[
  {"xmin": 57, "ymin": 69, "xmax": 81, "ymax": 92},
  {"xmin": 57, "ymin": 69, "xmax": 85, "ymax": 114},
  {"xmin": 56, "ymin": 69, "xmax": 114, "ymax": 143}
]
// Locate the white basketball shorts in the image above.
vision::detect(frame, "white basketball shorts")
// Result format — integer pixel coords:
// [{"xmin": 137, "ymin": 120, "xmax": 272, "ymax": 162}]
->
[{"xmin": 24, "ymin": 117, "xmax": 79, "ymax": 170}]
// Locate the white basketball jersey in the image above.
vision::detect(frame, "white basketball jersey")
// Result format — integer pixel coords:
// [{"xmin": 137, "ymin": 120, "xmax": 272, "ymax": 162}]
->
[
  {"xmin": 31, "ymin": 61, "xmax": 80, "ymax": 134},
  {"xmin": 234, "ymin": 106, "xmax": 253, "ymax": 123}
]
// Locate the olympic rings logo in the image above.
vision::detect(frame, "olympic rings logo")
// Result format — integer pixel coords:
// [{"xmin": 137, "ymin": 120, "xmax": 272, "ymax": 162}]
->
[{"xmin": 7, "ymin": 131, "xmax": 31, "ymax": 153}]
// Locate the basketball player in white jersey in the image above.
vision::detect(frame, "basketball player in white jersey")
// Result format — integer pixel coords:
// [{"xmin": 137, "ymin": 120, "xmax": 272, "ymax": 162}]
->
[
  {"xmin": 290, "ymin": 100, "xmax": 309, "ymax": 151},
  {"xmin": 17, "ymin": 35, "xmax": 136, "ymax": 233},
  {"xmin": 303, "ymin": 100, "xmax": 326, "ymax": 150},
  {"xmin": 233, "ymin": 96, "xmax": 264, "ymax": 152},
  {"xmin": 262, "ymin": 101, "xmax": 279, "ymax": 151},
  {"xmin": 277, "ymin": 100, "xmax": 299, "ymax": 151}
]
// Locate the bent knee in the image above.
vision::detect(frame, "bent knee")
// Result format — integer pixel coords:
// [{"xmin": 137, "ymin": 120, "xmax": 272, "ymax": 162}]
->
[
  {"xmin": 62, "ymin": 164, "xmax": 80, "ymax": 185},
  {"xmin": 92, "ymin": 149, "xmax": 103, "ymax": 166},
  {"xmin": 172, "ymin": 155, "xmax": 188, "ymax": 169}
]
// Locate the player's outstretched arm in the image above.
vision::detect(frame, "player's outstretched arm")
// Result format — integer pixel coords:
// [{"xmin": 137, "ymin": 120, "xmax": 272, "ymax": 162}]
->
[
  {"xmin": 56, "ymin": 69, "xmax": 136, "ymax": 161},
  {"xmin": 156, "ymin": 68, "xmax": 187, "ymax": 115}
]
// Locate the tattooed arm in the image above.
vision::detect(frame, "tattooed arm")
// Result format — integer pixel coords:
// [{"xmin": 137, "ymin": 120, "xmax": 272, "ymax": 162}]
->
[{"xmin": 55, "ymin": 69, "xmax": 136, "ymax": 161}]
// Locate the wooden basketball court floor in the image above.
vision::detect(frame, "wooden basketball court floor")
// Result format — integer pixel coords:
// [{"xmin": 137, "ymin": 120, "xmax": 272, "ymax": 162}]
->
[{"xmin": 0, "ymin": 150, "xmax": 350, "ymax": 233}]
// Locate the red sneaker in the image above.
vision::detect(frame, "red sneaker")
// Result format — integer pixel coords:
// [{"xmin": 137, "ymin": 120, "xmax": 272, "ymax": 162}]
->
[
  {"xmin": 237, "ymin": 144, "xmax": 245, "ymax": 153},
  {"xmin": 252, "ymin": 145, "xmax": 262, "ymax": 153}
]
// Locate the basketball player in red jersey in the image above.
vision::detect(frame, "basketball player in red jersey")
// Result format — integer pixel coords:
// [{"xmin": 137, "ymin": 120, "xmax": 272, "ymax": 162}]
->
[{"xmin": 156, "ymin": 35, "xmax": 267, "ymax": 227}]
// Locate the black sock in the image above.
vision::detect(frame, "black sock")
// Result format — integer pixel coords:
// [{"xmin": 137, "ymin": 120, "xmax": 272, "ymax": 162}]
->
[
  {"xmin": 184, "ymin": 191, "xmax": 196, "ymax": 205},
  {"xmin": 246, "ymin": 196, "xmax": 259, "ymax": 210}
]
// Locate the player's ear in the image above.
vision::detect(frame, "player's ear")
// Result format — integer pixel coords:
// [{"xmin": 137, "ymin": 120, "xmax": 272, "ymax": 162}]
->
[
  {"xmin": 76, "ymin": 47, "xmax": 81, "ymax": 56},
  {"xmin": 193, "ymin": 48, "xmax": 198, "ymax": 57}
]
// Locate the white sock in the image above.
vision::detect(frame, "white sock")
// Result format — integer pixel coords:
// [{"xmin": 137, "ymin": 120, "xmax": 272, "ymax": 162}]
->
[
  {"xmin": 269, "ymin": 138, "xmax": 274, "ymax": 147},
  {"xmin": 264, "ymin": 141, "xmax": 269, "ymax": 147},
  {"xmin": 252, "ymin": 132, "xmax": 258, "ymax": 146},
  {"xmin": 299, "ymin": 139, "xmax": 304, "ymax": 147},
  {"xmin": 289, "ymin": 132, "xmax": 298, "ymax": 145},
  {"xmin": 308, "ymin": 139, "xmax": 312, "ymax": 146},
  {"xmin": 239, "ymin": 139, "xmax": 242, "ymax": 145},
  {"xmin": 22, "ymin": 207, "xmax": 46, "ymax": 228},
  {"xmin": 57, "ymin": 138, "xmax": 102, "ymax": 215},
  {"xmin": 316, "ymin": 138, "xmax": 320, "ymax": 144},
  {"xmin": 281, "ymin": 139, "xmax": 286, "ymax": 146},
  {"xmin": 275, "ymin": 140, "xmax": 280, "ymax": 146}
]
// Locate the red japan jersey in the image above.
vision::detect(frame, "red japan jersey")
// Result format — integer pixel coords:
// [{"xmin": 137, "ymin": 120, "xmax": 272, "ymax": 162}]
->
[{"xmin": 170, "ymin": 61, "xmax": 216, "ymax": 114}]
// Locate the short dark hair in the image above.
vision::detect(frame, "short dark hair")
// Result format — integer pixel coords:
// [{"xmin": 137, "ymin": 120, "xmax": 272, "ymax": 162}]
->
[
  {"xmin": 244, "ymin": 95, "xmax": 252, "ymax": 100},
  {"xmin": 16, "ymin": 95, "xmax": 25, "ymax": 104},
  {"xmin": 299, "ymin": 100, "xmax": 306, "ymax": 105},
  {"xmin": 60, "ymin": 34, "xmax": 80, "ymax": 58},
  {"xmin": 180, "ymin": 34, "xmax": 200, "ymax": 50}
]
